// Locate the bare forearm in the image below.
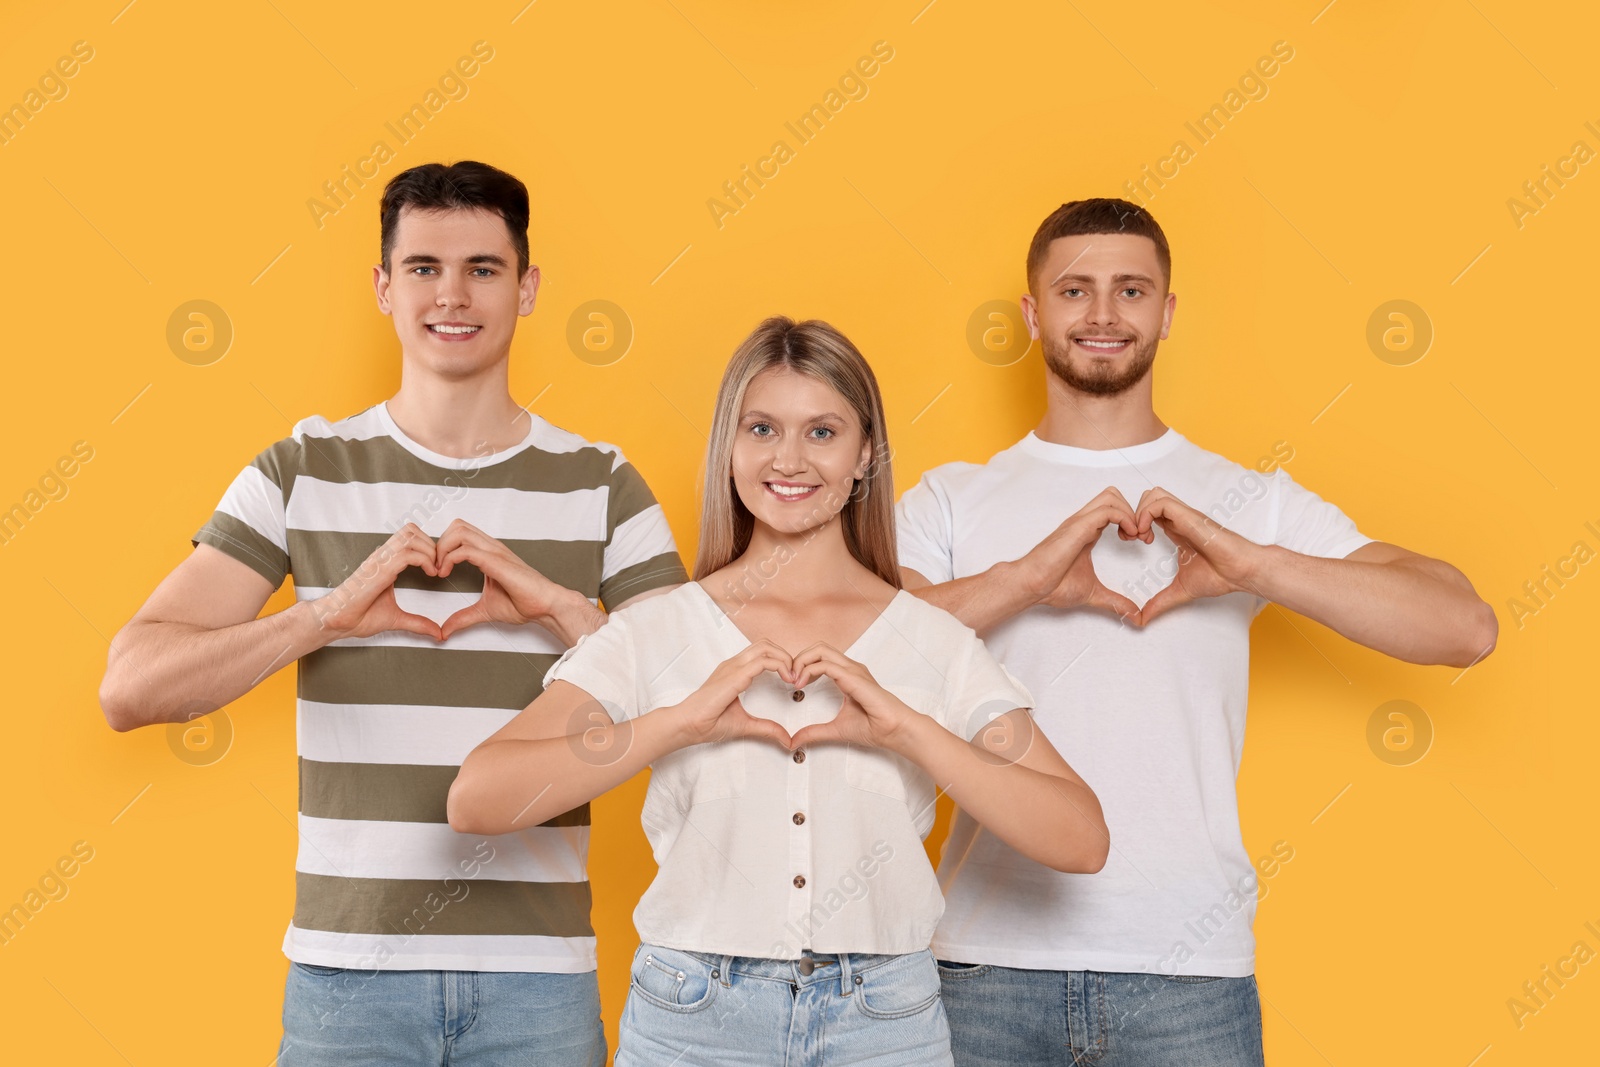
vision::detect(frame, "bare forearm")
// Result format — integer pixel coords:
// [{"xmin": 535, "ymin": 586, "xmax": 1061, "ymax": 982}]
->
[
  {"xmin": 907, "ymin": 561, "xmax": 1039, "ymax": 638},
  {"xmin": 1246, "ymin": 546, "xmax": 1497, "ymax": 666},
  {"xmin": 101, "ymin": 600, "xmax": 331, "ymax": 730},
  {"xmin": 535, "ymin": 588, "xmax": 607, "ymax": 649},
  {"xmin": 886, "ymin": 715, "xmax": 1108, "ymax": 873},
  {"xmin": 448, "ymin": 706, "xmax": 694, "ymax": 835}
]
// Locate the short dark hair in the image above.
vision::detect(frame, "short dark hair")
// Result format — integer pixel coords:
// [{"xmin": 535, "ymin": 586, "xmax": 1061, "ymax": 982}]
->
[
  {"xmin": 379, "ymin": 160, "xmax": 530, "ymax": 275},
  {"xmin": 1026, "ymin": 198, "xmax": 1171, "ymax": 293}
]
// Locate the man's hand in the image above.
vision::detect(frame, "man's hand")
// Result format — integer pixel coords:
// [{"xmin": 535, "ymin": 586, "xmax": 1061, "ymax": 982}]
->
[
  {"xmin": 433, "ymin": 519, "xmax": 578, "ymax": 640},
  {"xmin": 310, "ymin": 524, "xmax": 444, "ymax": 641},
  {"xmin": 1133, "ymin": 487, "xmax": 1265, "ymax": 625},
  {"xmin": 1019, "ymin": 487, "xmax": 1145, "ymax": 623}
]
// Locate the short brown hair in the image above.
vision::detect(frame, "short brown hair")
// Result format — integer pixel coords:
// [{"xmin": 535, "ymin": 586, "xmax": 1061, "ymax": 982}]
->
[
  {"xmin": 1026, "ymin": 198, "xmax": 1171, "ymax": 293},
  {"xmin": 379, "ymin": 160, "xmax": 530, "ymax": 275}
]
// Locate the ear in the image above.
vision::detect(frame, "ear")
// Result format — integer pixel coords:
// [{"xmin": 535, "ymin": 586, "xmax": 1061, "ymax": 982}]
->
[
  {"xmin": 855, "ymin": 435, "xmax": 873, "ymax": 480},
  {"xmin": 1020, "ymin": 292, "xmax": 1040, "ymax": 339},
  {"xmin": 518, "ymin": 264, "xmax": 541, "ymax": 317},
  {"xmin": 373, "ymin": 264, "xmax": 393, "ymax": 314},
  {"xmin": 1159, "ymin": 289, "xmax": 1176, "ymax": 340}
]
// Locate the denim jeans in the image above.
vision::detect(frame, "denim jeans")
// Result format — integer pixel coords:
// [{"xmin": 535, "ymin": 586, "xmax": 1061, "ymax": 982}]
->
[
  {"xmin": 277, "ymin": 962, "xmax": 606, "ymax": 1066},
  {"xmin": 937, "ymin": 962, "xmax": 1264, "ymax": 1067},
  {"xmin": 615, "ymin": 942, "xmax": 954, "ymax": 1066}
]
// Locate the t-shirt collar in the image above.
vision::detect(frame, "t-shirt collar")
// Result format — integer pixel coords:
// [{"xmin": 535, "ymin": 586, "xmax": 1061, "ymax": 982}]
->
[{"xmin": 1016, "ymin": 427, "xmax": 1184, "ymax": 468}]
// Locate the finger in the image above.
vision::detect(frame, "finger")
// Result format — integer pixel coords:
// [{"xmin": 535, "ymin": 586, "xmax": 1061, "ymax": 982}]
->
[
  {"xmin": 789, "ymin": 721, "xmax": 847, "ymax": 750},
  {"xmin": 1087, "ymin": 583, "xmax": 1142, "ymax": 625},
  {"xmin": 736, "ymin": 710, "xmax": 794, "ymax": 750},
  {"xmin": 390, "ymin": 609, "xmax": 444, "ymax": 641},
  {"xmin": 1137, "ymin": 584, "xmax": 1188, "ymax": 627},
  {"xmin": 439, "ymin": 600, "xmax": 491, "ymax": 641}
]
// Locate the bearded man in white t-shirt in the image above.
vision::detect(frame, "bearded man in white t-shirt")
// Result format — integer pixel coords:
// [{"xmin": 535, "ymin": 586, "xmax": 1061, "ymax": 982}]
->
[{"xmin": 894, "ymin": 197, "xmax": 1497, "ymax": 1066}]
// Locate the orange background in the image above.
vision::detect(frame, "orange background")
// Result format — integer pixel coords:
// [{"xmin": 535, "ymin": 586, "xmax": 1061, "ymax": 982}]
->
[{"xmin": 2, "ymin": 1, "xmax": 1595, "ymax": 1063}]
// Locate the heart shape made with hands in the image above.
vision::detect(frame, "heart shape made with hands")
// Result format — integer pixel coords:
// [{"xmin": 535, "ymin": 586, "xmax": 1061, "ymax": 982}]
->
[
  {"xmin": 708, "ymin": 642, "xmax": 895, "ymax": 755},
  {"xmin": 1057, "ymin": 486, "xmax": 1249, "ymax": 628},
  {"xmin": 342, "ymin": 519, "xmax": 563, "ymax": 643}
]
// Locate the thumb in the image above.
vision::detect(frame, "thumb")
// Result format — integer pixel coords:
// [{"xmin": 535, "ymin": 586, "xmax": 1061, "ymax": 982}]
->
[
  {"xmin": 788, "ymin": 720, "xmax": 845, "ymax": 750},
  {"xmin": 1137, "ymin": 584, "xmax": 1188, "ymax": 627},
  {"xmin": 391, "ymin": 610, "xmax": 444, "ymax": 642},
  {"xmin": 439, "ymin": 601, "xmax": 491, "ymax": 641},
  {"xmin": 1088, "ymin": 581, "xmax": 1141, "ymax": 625}
]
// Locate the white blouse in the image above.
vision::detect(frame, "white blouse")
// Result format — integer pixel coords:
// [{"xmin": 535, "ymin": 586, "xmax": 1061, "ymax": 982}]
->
[{"xmin": 541, "ymin": 581, "xmax": 1034, "ymax": 959}]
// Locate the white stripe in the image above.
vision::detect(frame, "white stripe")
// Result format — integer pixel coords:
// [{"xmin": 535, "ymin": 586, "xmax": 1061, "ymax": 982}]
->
[
  {"xmin": 296, "ymin": 409, "xmax": 387, "ymax": 442},
  {"xmin": 296, "ymin": 700, "xmax": 519, "ymax": 765},
  {"xmin": 285, "ymin": 476, "xmax": 608, "ymax": 542},
  {"xmin": 295, "ymin": 586, "xmax": 577, "ymax": 657},
  {"xmin": 602, "ymin": 504, "xmax": 674, "ymax": 580},
  {"xmin": 215, "ymin": 464, "xmax": 288, "ymax": 552},
  {"xmin": 294, "ymin": 815, "xmax": 589, "ymax": 882},
  {"xmin": 285, "ymin": 924, "xmax": 597, "ymax": 972}
]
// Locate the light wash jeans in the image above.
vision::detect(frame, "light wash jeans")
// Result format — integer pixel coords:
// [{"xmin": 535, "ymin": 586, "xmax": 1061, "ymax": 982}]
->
[
  {"xmin": 615, "ymin": 942, "xmax": 954, "ymax": 1066},
  {"xmin": 937, "ymin": 962, "xmax": 1264, "ymax": 1066},
  {"xmin": 276, "ymin": 961, "xmax": 606, "ymax": 1066}
]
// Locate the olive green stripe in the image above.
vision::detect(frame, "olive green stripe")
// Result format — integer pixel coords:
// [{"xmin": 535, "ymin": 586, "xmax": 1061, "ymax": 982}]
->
[
  {"xmin": 284, "ymin": 528, "xmax": 603, "ymax": 594},
  {"xmin": 607, "ymin": 462, "xmax": 663, "ymax": 531},
  {"xmin": 600, "ymin": 554, "xmax": 689, "ymax": 609},
  {"xmin": 293, "ymin": 872, "xmax": 594, "ymax": 938},
  {"xmin": 249, "ymin": 436, "xmax": 302, "ymax": 498},
  {"xmin": 298, "ymin": 758, "xmax": 591, "ymax": 826},
  {"xmin": 292, "ymin": 433, "xmax": 624, "ymax": 494},
  {"xmin": 299, "ymin": 646, "xmax": 559, "ymax": 710},
  {"xmin": 193, "ymin": 516, "xmax": 289, "ymax": 588}
]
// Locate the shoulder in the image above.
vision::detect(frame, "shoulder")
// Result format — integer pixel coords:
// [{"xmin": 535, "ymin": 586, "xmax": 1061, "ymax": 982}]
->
[
  {"xmin": 889, "ymin": 589, "xmax": 982, "ymax": 650},
  {"xmin": 522, "ymin": 415, "xmax": 634, "ymax": 475},
  {"xmin": 608, "ymin": 581, "xmax": 702, "ymax": 629}
]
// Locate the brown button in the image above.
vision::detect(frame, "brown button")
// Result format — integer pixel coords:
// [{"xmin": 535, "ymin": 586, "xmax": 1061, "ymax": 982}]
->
[
  {"xmin": 792, "ymin": 812, "xmax": 805, "ymax": 825},
  {"xmin": 792, "ymin": 688, "xmax": 805, "ymax": 702},
  {"xmin": 793, "ymin": 749, "xmax": 806, "ymax": 763},
  {"xmin": 793, "ymin": 875, "xmax": 806, "ymax": 888}
]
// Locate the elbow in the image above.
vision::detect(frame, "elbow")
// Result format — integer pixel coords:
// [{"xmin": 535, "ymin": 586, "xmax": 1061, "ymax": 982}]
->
[
  {"xmin": 445, "ymin": 769, "xmax": 498, "ymax": 837},
  {"xmin": 1056, "ymin": 833, "xmax": 1110, "ymax": 875},
  {"xmin": 98, "ymin": 671, "xmax": 143, "ymax": 733},
  {"xmin": 1450, "ymin": 599, "xmax": 1498, "ymax": 668}
]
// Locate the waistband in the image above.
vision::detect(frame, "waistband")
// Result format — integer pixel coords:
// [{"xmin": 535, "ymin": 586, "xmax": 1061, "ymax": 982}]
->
[{"xmin": 644, "ymin": 944, "xmax": 931, "ymax": 997}]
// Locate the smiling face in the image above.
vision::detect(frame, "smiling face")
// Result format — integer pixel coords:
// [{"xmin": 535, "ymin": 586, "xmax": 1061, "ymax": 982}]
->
[
  {"xmin": 1023, "ymin": 232, "xmax": 1176, "ymax": 397},
  {"xmin": 730, "ymin": 367, "xmax": 873, "ymax": 537},
  {"xmin": 373, "ymin": 205, "xmax": 539, "ymax": 379}
]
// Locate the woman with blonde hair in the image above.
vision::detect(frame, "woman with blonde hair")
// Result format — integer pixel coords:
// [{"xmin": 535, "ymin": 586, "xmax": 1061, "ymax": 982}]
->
[{"xmin": 448, "ymin": 316, "xmax": 1108, "ymax": 1065}]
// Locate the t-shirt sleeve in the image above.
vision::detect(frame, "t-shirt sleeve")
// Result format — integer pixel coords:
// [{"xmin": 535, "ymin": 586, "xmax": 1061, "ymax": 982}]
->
[
  {"xmin": 895, "ymin": 473, "xmax": 956, "ymax": 585},
  {"xmin": 938, "ymin": 628, "xmax": 1035, "ymax": 742},
  {"xmin": 540, "ymin": 609, "xmax": 644, "ymax": 723},
  {"xmin": 599, "ymin": 452, "xmax": 689, "ymax": 609},
  {"xmin": 191, "ymin": 436, "xmax": 300, "ymax": 588},
  {"xmin": 1269, "ymin": 468, "xmax": 1374, "ymax": 560}
]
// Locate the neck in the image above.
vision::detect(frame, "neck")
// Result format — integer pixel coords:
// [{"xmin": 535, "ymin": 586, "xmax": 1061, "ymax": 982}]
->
[
  {"xmin": 387, "ymin": 355, "xmax": 528, "ymax": 458},
  {"xmin": 721, "ymin": 512, "xmax": 875, "ymax": 605},
  {"xmin": 1034, "ymin": 369, "xmax": 1167, "ymax": 450}
]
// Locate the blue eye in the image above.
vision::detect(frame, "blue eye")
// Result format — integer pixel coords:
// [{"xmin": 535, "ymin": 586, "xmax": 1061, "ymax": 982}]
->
[
  {"xmin": 1123, "ymin": 288, "xmax": 1141, "ymax": 298},
  {"xmin": 751, "ymin": 423, "xmax": 774, "ymax": 437},
  {"xmin": 810, "ymin": 427, "xmax": 834, "ymax": 439},
  {"xmin": 413, "ymin": 266, "xmax": 437, "ymax": 276}
]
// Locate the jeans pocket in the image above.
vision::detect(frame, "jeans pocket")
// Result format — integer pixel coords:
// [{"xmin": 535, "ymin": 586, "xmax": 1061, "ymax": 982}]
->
[
  {"xmin": 291, "ymin": 961, "xmax": 346, "ymax": 978},
  {"xmin": 629, "ymin": 945, "xmax": 719, "ymax": 1014},
  {"xmin": 855, "ymin": 951, "xmax": 943, "ymax": 1020},
  {"xmin": 935, "ymin": 959, "xmax": 992, "ymax": 981}
]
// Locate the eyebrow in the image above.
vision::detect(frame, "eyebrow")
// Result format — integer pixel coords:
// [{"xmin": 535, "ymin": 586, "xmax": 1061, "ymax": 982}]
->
[
  {"xmin": 398, "ymin": 253, "xmax": 511, "ymax": 268},
  {"xmin": 741, "ymin": 409, "xmax": 847, "ymax": 423},
  {"xmin": 1049, "ymin": 271, "xmax": 1158, "ymax": 287}
]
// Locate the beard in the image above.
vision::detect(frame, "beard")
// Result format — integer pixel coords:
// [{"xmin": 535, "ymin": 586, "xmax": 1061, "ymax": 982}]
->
[{"xmin": 1041, "ymin": 331, "xmax": 1158, "ymax": 397}]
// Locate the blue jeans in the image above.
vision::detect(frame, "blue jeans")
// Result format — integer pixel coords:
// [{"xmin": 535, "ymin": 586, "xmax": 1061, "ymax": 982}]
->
[
  {"xmin": 937, "ymin": 962, "xmax": 1264, "ymax": 1067},
  {"xmin": 277, "ymin": 962, "xmax": 606, "ymax": 1066},
  {"xmin": 615, "ymin": 942, "xmax": 954, "ymax": 1066}
]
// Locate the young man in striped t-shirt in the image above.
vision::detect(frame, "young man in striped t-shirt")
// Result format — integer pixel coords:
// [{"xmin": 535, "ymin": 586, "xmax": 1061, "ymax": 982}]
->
[{"xmin": 99, "ymin": 161, "xmax": 687, "ymax": 1065}]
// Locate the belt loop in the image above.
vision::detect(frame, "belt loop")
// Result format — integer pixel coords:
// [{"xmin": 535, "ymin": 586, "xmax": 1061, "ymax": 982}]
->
[
  {"xmin": 719, "ymin": 953, "xmax": 734, "ymax": 987},
  {"xmin": 838, "ymin": 951, "xmax": 854, "ymax": 997}
]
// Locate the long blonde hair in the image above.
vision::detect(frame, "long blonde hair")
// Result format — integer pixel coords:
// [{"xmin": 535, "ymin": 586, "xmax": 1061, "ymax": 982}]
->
[{"xmin": 694, "ymin": 316, "xmax": 900, "ymax": 588}]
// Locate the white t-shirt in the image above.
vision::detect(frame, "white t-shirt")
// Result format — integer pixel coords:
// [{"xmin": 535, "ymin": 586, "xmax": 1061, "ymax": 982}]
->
[
  {"xmin": 895, "ymin": 429, "xmax": 1372, "ymax": 977},
  {"xmin": 541, "ymin": 581, "xmax": 1033, "ymax": 959}
]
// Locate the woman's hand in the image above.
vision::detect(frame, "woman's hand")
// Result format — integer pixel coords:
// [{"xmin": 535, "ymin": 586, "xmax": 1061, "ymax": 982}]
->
[
  {"xmin": 787, "ymin": 642, "xmax": 916, "ymax": 751},
  {"xmin": 670, "ymin": 639, "xmax": 795, "ymax": 749}
]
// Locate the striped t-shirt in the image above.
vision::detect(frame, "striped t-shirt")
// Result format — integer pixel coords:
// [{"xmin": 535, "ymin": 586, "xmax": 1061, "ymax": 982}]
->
[{"xmin": 193, "ymin": 401, "xmax": 688, "ymax": 973}]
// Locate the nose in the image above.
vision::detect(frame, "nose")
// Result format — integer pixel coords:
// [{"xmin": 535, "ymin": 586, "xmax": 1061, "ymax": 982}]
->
[
  {"xmin": 1085, "ymin": 288, "xmax": 1118, "ymax": 327},
  {"xmin": 770, "ymin": 435, "xmax": 807, "ymax": 477},
  {"xmin": 436, "ymin": 270, "xmax": 470, "ymax": 311}
]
